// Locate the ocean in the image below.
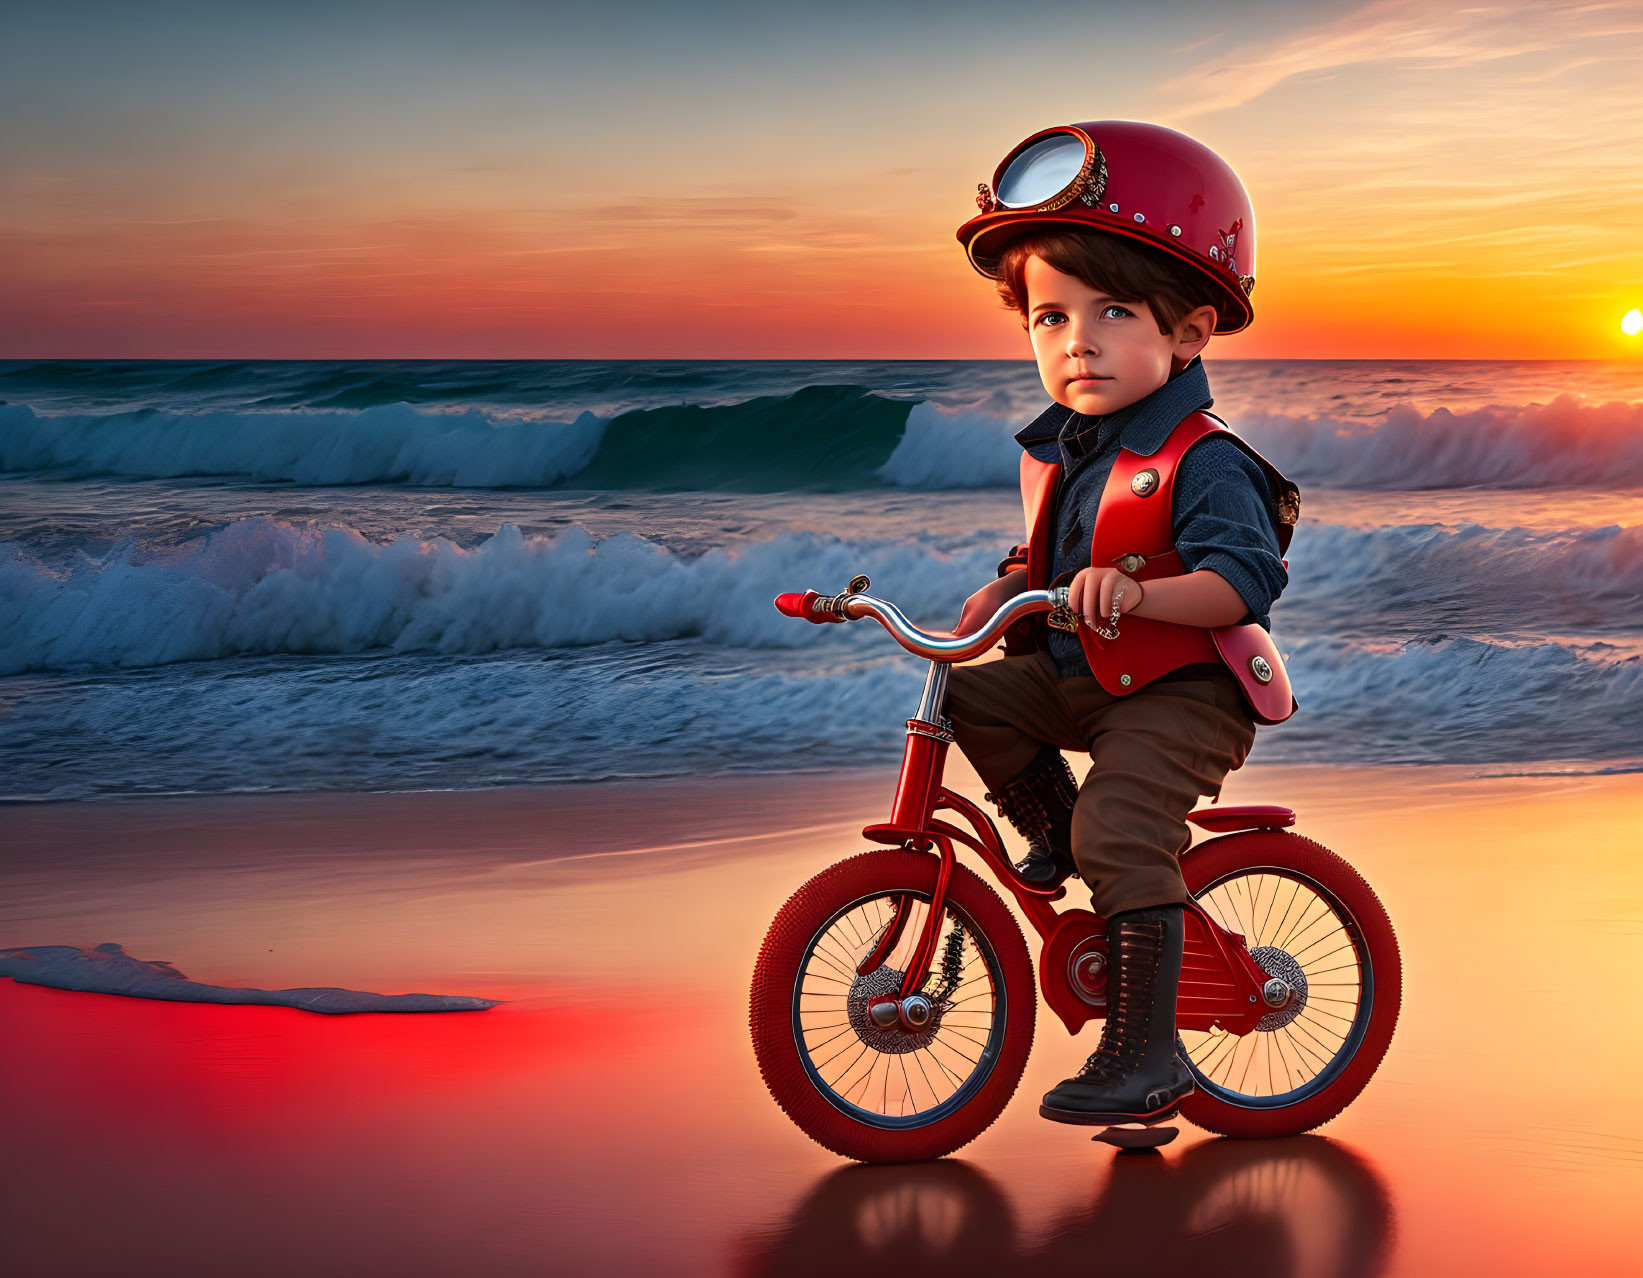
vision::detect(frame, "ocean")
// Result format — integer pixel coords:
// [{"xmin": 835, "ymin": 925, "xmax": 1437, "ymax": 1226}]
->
[{"xmin": 2, "ymin": 357, "xmax": 1640, "ymax": 800}]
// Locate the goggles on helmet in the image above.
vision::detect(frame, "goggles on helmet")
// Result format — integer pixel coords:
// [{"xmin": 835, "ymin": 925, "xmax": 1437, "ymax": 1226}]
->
[
  {"xmin": 988, "ymin": 126, "xmax": 1106, "ymax": 212},
  {"xmin": 955, "ymin": 120, "xmax": 1258, "ymax": 335}
]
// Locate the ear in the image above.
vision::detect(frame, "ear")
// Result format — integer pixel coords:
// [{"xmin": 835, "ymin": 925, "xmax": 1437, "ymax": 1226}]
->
[{"xmin": 1172, "ymin": 304, "xmax": 1218, "ymax": 361}]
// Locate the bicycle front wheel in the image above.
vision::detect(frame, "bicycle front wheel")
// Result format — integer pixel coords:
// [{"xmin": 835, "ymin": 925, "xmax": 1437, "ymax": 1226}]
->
[{"xmin": 750, "ymin": 849, "xmax": 1036, "ymax": 1163}]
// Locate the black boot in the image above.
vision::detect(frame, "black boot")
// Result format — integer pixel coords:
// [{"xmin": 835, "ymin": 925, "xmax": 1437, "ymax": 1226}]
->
[
  {"xmin": 984, "ymin": 747, "xmax": 1079, "ymax": 887},
  {"xmin": 1039, "ymin": 904, "xmax": 1195, "ymax": 1125}
]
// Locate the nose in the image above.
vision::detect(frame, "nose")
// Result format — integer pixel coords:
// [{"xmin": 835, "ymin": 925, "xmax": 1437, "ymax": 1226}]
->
[{"xmin": 1063, "ymin": 322, "xmax": 1097, "ymax": 359}]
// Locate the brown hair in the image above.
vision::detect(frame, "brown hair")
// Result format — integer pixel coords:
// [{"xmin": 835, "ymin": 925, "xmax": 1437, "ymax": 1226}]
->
[{"xmin": 995, "ymin": 229, "xmax": 1221, "ymax": 335}]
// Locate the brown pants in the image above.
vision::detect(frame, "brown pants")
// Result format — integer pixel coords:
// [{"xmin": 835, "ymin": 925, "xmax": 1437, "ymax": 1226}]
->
[{"xmin": 945, "ymin": 648, "xmax": 1258, "ymax": 917}]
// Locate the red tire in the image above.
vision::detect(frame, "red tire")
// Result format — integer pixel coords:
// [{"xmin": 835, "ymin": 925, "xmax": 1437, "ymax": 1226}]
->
[
  {"xmin": 1176, "ymin": 830, "xmax": 1401, "ymax": 1138},
  {"xmin": 750, "ymin": 849, "xmax": 1036, "ymax": 1163}
]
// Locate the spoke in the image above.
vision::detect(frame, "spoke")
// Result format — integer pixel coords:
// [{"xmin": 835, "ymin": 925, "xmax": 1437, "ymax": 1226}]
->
[
  {"xmin": 1291, "ymin": 936, "xmax": 1354, "ymax": 964},
  {"xmin": 822, "ymin": 1039, "xmax": 871, "ymax": 1088},
  {"xmin": 1278, "ymin": 1025, "xmax": 1331, "ymax": 1073},
  {"xmin": 818, "ymin": 929, "xmax": 861, "ymax": 967},
  {"xmin": 1233, "ymin": 875, "xmax": 1256, "ymax": 937},
  {"xmin": 803, "ymin": 1024, "xmax": 859, "ymax": 1054},
  {"xmin": 930, "ymin": 1035, "xmax": 980, "ymax": 1069},
  {"xmin": 1288, "ymin": 1017, "xmax": 1340, "ymax": 1060},
  {"xmin": 1277, "ymin": 908, "xmax": 1337, "ymax": 956},
  {"xmin": 1272, "ymin": 1025, "xmax": 1309, "ymax": 1091},
  {"xmin": 1297, "ymin": 1003, "xmax": 1354, "ymax": 1027},
  {"xmin": 1272, "ymin": 889, "xmax": 1324, "ymax": 951},
  {"xmin": 920, "ymin": 1045, "xmax": 965, "ymax": 1088},
  {"xmin": 1265, "ymin": 878, "xmax": 1304, "ymax": 951},
  {"xmin": 809, "ymin": 949, "xmax": 856, "ymax": 983},
  {"xmin": 1255, "ymin": 875, "xmax": 1281, "ymax": 946},
  {"xmin": 1203, "ymin": 1032, "xmax": 1242, "ymax": 1087},
  {"xmin": 1236, "ymin": 1032, "xmax": 1260, "ymax": 1094},
  {"xmin": 911, "ymin": 1044, "xmax": 943, "ymax": 1100}
]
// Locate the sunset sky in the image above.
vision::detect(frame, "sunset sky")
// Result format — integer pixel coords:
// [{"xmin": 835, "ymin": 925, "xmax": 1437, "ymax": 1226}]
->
[{"xmin": 4, "ymin": 0, "xmax": 1643, "ymax": 360}]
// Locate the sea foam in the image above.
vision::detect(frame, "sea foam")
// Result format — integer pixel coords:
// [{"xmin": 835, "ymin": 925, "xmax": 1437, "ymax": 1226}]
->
[
  {"xmin": 0, "ymin": 943, "xmax": 495, "ymax": 1013},
  {"xmin": 0, "ymin": 519, "xmax": 996, "ymax": 674}
]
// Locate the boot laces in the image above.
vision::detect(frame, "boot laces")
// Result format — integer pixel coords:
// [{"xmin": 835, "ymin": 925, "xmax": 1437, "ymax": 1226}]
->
[
  {"xmin": 986, "ymin": 752, "xmax": 1078, "ymax": 850},
  {"xmin": 1074, "ymin": 919, "xmax": 1164, "ymax": 1081}
]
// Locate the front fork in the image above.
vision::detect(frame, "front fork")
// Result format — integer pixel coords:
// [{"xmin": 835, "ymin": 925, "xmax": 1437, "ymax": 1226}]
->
[{"xmin": 857, "ymin": 660, "xmax": 1066, "ymax": 1004}]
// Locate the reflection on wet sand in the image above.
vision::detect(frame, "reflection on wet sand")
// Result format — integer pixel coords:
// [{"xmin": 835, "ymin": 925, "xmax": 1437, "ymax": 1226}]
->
[
  {"xmin": 736, "ymin": 1137, "xmax": 1391, "ymax": 1278},
  {"xmin": 3, "ymin": 762, "xmax": 1641, "ymax": 1275}
]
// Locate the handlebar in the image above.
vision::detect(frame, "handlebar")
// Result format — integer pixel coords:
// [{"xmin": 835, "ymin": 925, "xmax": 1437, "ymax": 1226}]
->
[{"xmin": 774, "ymin": 575, "xmax": 1074, "ymax": 663}]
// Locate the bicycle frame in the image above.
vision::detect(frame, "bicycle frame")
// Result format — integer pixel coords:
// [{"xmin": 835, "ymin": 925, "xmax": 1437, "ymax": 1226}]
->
[{"xmin": 859, "ymin": 659, "xmax": 1279, "ymax": 1039}]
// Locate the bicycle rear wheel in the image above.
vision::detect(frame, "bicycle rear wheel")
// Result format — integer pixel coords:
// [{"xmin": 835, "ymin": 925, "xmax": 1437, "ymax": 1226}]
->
[
  {"xmin": 1177, "ymin": 830, "xmax": 1401, "ymax": 1138},
  {"xmin": 750, "ymin": 849, "xmax": 1036, "ymax": 1163}
]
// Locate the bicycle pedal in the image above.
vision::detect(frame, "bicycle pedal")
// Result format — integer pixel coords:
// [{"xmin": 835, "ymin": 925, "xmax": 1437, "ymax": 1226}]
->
[{"xmin": 1092, "ymin": 1123, "xmax": 1179, "ymax": 1150}]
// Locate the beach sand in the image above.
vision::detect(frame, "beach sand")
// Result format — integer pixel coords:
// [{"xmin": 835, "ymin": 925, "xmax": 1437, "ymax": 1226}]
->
[{"xmin": 3, "ymin": 758, "xmax": 1641, "ymax": 1276}]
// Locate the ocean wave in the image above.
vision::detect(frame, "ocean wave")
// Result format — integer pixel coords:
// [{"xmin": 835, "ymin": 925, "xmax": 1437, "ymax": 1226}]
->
[
  {"xmin": 7, "ymin": 386, "xmax": 1643, "ymax": 492},
  {"xmin": 1238, "ymin": 395, "xmax": 1643, "ymax": 489},
  {"xmin": 7, "ymin": 512, "xmax": 1643, "ymax": 674},
  {"xmin": 0, "ymin": 402, "xmax": 608, "ymax": 488},
  {"xmin": 1283, "ymin": 521, "xmax": 1643, "ymax": 631},
  {"xmin": 1276, "ymin": 634, "xmax": 1643, "ymax": 764},
  {"xmin": 876, "ymin": 401, "xmax": 1023, "ymax": 488},
  {"xmin": 0, "ymin": 386, "xmax": 920, "ymax": 492},
  {"xmin": 880, "ymin": 394, "xmax": 1643, "ymax": 491},
  {"xmin": 1, "ymin": 633, "xmax": 1637, "ymax": 799},
  {"xmin": 0, "ymin": 645, "xmax": 929, "ymax": 799},
  {"xmin": 0, "ymin": 518, "xmax": 992, "ymax": 674}
]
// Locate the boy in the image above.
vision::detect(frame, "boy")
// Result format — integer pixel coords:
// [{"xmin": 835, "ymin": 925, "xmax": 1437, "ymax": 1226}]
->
[{"xmin": 947, "ymin": 120, "xmax": 1300, "ymax": 1128}]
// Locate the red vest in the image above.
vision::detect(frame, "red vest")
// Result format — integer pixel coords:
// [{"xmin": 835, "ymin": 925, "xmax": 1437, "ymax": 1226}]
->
[{"xmin": 1008, "ymin": 410, "xmax": 1300, "ymax": 725}]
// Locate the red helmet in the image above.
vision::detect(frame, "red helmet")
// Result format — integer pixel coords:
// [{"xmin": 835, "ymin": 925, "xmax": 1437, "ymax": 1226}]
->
[{"xmin": 955, "ymin": 120, "xmax": 1257, "ymax": 334}]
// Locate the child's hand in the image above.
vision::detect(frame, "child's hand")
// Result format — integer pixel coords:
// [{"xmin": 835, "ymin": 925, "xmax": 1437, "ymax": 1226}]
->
[{"xmin": 1069, "ymin": 566, "xmax": 1144, "ymax": 627}]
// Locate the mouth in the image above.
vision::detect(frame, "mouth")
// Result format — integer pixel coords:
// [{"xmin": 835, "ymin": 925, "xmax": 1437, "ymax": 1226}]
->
[{"xmin": 1068, "ymin": 374, "xmax": 1112, "ymax": 387}]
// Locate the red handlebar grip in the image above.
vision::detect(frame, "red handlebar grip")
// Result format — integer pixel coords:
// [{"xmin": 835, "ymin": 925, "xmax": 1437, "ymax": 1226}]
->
[{"xmin": 773, "ymin": 590, "xmax": 843, "ymax": 623}]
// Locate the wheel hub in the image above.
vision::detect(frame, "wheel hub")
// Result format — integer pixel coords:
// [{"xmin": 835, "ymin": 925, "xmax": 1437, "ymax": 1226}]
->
[
  {"xmin": 846, "ymin": 966, "xmax": 940, "ymax": 1053},
  {"xmin": 1249, "ymin": 946, "xmax": 1308, "ymax": 1031}
]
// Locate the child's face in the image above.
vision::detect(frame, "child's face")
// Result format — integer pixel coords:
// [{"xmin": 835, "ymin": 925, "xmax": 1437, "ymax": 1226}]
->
[{"xmin": 1022, "ymin": 254, "xmax": 1215, "ymax": 416}]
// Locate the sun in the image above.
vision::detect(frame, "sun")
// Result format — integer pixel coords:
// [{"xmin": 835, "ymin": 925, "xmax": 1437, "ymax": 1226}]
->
[{"xmin": 1624, "ymin": 308, "xmax": 1643, "ymax": 336}]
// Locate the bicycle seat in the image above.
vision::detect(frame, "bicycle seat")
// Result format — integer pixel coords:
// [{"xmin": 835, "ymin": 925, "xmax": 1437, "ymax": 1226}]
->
[{"xmin": 1186, "ymin": 804, "xmax": 1296, "ymax": 833}]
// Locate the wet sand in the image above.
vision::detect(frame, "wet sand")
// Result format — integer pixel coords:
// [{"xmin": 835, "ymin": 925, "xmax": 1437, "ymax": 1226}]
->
[{"xmin": 3, "ymin": 759, "xmax": 1641, "ymax": 1276}]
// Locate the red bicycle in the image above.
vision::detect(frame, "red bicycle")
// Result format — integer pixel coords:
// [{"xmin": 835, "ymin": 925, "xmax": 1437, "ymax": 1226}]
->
[{"xmin": 750, "ymin": 576, "xmax": 1401, "ymax": 1163}]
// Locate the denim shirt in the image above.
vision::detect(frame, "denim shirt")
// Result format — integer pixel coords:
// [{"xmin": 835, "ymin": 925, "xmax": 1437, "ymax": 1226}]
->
[{"xmin": 1013, "ymin": 355, "xmax": 1289, "ymax": 680}]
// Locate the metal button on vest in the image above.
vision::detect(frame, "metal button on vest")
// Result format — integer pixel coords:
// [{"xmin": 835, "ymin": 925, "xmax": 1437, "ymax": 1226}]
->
[
  {"xmin": 1119, "ymin": 673, "xmax": 1132, "ymax": 687},
  {"xmin": 1131, "ymin": 468, "xmax": 1159, "ymax": 496},
  {"xmin": 1119, "ymin": 553, "xmax": 1146, "ymax": 574},
  {"xmin": 1249, "ymin": 655, "xmax": 1273, "ymax": 684}
]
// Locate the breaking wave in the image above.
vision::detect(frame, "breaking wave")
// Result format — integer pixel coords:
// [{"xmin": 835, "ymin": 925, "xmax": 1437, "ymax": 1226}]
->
[
  {"xmin": 6, "ymin": 387, "xmax": 1643, "ymax": 493},
  {"xmin": 6, "ymin": 514, "xmax": 1643, "ymax": 675},
  {"xmin": 0, "ymin": 518, "xmax": 994, "ymax": 674}
]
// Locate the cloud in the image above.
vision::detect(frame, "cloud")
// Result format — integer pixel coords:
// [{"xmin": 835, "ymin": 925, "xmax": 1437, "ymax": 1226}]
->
[{"xmin": 1165, "ymin": 0, "xmax": 1643, "ymax": 119}]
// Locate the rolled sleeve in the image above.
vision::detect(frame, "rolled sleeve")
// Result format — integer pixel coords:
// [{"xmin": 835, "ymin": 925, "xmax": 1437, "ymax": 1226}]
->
[{"xmin": 1171, "ymin": 438, "xmax": 1289, "ymax": 622}]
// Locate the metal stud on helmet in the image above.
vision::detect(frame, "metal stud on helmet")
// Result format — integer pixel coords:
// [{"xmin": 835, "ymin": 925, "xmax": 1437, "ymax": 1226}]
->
[{"xmin": 955, "ymin": 120, "xmax": 1258, "ymax": 334}]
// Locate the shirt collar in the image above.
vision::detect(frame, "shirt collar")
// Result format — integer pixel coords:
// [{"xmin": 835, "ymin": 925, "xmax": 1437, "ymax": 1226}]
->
[{"xmin": 1013, "ymin": 354, "xmax": 1214, "ymax": 461}]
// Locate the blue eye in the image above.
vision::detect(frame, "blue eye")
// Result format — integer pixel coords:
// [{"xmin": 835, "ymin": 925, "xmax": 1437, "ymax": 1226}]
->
[
  {"xmin": 1036, "ymin": 312, "xmax": 1066, "ymax": 327},
  {"xmin": 1102, "ymin": 305, "xmax": 1132, "ymax": 319}
]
